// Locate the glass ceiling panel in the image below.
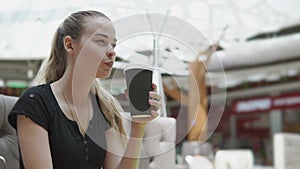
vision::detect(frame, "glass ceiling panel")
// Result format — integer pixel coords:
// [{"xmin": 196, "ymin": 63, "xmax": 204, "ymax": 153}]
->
[{"xmin": 0, "ymin": 0, "xmax": 300, "ymax": 64}]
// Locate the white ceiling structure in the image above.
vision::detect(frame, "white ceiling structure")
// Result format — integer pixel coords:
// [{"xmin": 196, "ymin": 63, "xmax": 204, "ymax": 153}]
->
[{"xmin": 1, "ymin": 0, "xmax": 300, "ymax": 87}]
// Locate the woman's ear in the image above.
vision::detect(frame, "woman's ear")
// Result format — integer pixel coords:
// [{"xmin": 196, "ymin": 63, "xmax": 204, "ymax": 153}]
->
[{"xmin": 63, "ymin": 35, "xmax": 74, "ymax": 55}]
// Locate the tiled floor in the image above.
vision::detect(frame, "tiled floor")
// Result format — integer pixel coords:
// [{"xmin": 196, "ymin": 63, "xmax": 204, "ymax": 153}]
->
[
  {"xmin": 175, "ymin": 164, "xmax": 189, "ymax": 169},
  {"xmin": 175, "ymin": 164, "xmax": 274, "ymax": 169}
]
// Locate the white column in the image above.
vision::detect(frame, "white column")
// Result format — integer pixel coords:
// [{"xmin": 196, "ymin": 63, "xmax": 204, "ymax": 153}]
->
[{"xmin": 270, "ymin": 110, "xmax": 282, "ymax": 134}]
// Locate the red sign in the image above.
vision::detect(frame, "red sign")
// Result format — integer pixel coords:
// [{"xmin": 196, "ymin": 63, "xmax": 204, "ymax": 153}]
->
[{"xmin": 231, "ymin": 92, "xmax": 300, "ymax": 113}]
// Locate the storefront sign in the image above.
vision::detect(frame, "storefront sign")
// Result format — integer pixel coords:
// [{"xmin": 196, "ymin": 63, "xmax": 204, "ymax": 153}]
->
[{"xmin": 232, "ymin": 92, "xmax": 300, "ymax": 113}]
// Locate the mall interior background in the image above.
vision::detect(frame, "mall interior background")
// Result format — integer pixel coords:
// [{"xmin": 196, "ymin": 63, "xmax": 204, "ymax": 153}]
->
[{"xmin": 1, "ymin": 0, "xmax": 300, "ymax": 167}]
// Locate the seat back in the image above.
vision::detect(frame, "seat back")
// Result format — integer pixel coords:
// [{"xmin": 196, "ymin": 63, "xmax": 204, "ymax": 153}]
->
[
  {"xmin": 185, "ymin": 155, "xmax": 213, "ymax": 169},
  {"xmin": 123, "ymin": 116, "xmax": 176, "ymax": 169},
  {"xmin": 181, "ymin": 141, "xmax": 214, "ymax": 161},
  {"xmin": 0, "ymin": 94, "xmax": 19, "ymax": 169},
  {"xmin": 214, "ymin": 149, "xmax": 254, "ymax": 169},
  {"xmin": 274, "ymin": 133, "xmax": 300, "ymax": 169}
]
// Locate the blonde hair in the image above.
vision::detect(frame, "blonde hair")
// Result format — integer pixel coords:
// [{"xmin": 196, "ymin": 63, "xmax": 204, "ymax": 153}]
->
[{"xmin": 35, "ymin": 10, "xmax": 127, "ymax": 139}]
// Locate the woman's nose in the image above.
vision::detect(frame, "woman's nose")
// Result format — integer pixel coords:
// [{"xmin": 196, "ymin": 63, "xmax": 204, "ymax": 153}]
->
[{"xmin": 106, "ymin": 47, "xmax": 116, "ymax": 58}]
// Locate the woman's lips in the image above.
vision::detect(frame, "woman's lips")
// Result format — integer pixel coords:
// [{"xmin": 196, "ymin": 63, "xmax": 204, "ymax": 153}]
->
[{"xmin": 104, "ymin": 61, "xmax": 114, "ymax": 68}]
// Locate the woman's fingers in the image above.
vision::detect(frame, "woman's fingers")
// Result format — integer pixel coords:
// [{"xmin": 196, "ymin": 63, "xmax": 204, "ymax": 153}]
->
[
  {"xmin": 149, "ymin": 99, "xmax": 161, "ymax": 111},
  {"xmin": 124, "ymin": 89, "xmax": 129, "ymax": 99},
  {"xmin": 149, "ymin": 91, "xmax": 162, "ymax": 101},
  {"xmin": 149, "ymin": 83, "xmax": 162, "ymax": 113},
  {"xmin": 151, "ymin": 83, "xmax": 157, "ymax": 91},
  {"xmin": 150, "ymin": 110, "xmax": 160, "ymax": 118},
  {"xmin": 149, "ymin": 90, "xmax": 162, "ymax": 112}
]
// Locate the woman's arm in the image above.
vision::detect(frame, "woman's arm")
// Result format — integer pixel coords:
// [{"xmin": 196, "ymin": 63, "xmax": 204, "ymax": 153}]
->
[
  {"xmin": 17, "ymin": 115, "xmax": 53, "ymax": 169},
  {"xmin": 104, "ymin": 122, "xmax": 146, "ymax": 169},
  {"xmin": 104, "ymin": 83, "xmax": 161, "ymax": 169},
  {"xmin": 104, "ymin": 112, "xmax": 160, "ymax": 169}
]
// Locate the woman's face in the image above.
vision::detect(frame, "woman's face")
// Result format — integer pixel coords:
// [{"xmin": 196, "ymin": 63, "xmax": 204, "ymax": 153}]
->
[{"xmin": 73, "ymin": 16, "xmax": 117, "ymax": 79}]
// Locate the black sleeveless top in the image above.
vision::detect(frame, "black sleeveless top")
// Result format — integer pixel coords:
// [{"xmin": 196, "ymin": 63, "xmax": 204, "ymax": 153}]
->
[{"xmin": 8, "ymin": 83, "xmax": 110, "ymax": 169}]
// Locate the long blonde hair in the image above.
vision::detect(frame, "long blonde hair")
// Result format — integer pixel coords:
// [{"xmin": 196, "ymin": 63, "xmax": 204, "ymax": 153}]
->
[{"xmin": 35, "ymin": 10, "xmax": 127, "ymax": 138}]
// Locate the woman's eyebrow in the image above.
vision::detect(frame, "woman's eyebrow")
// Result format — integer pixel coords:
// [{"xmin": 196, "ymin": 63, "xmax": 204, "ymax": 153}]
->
[
  {"xmin": 94, "ymin": 33, "xmax": 117, "ymax": 42},
  {"xmin": 95, "ymin": 33, "xmax": 107, "ymax": 37}
]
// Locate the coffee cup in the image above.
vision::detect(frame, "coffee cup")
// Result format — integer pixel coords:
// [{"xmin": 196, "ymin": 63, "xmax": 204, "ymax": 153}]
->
[{"xmin": 124, "ymin": 64, "xmax": 154, "ymax": 117}]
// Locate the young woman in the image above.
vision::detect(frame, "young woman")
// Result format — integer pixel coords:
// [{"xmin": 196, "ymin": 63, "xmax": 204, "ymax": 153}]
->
[{"xmin": 8, "ymin": 10, "xmax": 161, "ymax": 169}]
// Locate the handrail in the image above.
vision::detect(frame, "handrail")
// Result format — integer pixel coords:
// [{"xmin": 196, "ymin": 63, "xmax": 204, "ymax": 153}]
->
[{"xmin": 0, "ymin": 156, "xmax": 8, "ymax": 169}]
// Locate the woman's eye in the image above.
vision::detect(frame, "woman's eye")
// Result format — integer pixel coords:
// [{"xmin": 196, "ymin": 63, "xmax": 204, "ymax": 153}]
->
[{"xmin": 96, "ymin": 40, "xmax": 106, "ymax": 44}]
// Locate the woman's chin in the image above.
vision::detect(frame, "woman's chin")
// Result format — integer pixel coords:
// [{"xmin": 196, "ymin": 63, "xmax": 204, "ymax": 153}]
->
[{"xmin": 96, "ymin": 71, "xmax": 112, "ymax": 79}]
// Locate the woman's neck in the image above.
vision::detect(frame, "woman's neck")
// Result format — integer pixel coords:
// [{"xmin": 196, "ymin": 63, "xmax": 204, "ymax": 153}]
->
[{"xmin": 57, "ymin": 65, "xmax": 94, "ymax": 104}]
